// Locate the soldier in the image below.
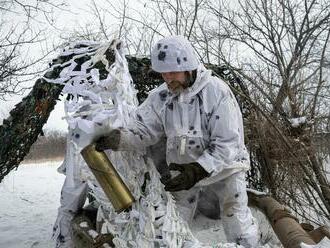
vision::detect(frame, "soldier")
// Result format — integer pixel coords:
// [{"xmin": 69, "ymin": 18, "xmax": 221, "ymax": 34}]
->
[{"xmin": 95, "ymin": 35, "xmax": 259, "ymax": 247}]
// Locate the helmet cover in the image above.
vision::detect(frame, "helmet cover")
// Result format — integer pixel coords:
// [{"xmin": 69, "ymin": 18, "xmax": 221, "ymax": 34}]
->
[{"xmin": 151, "ymin": 35, "xmax": 199, "ymax": 73}]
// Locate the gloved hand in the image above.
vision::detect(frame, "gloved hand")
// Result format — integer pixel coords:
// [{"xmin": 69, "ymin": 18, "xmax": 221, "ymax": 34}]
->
[
  {"xmin": 93, "ymin": 233, "xmax": 114, "ymax": 248},
  {"xmin": 95, "ymin": 129, "xmax": 121, "ymax": 151},
  {"xmin": 163, "ymin": 162, "xmax": 209, "ymax": 192}
]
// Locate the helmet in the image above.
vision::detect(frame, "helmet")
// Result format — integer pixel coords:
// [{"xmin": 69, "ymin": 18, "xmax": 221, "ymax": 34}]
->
[{"xmin": 151, "ymin": 35, "xmax": 199, "ymax": 73}]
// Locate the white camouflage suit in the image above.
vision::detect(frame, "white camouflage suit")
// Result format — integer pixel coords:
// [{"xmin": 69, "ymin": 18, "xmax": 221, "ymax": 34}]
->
[{"xmin": 115, "ymin": 36, "xmax": 259, "ymax": 247}]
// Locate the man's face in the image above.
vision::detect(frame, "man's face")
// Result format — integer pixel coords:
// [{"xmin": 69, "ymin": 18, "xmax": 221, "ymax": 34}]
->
[{"xmin": 161, "ymin": 71, "xmax": 189, "ymax": 94}]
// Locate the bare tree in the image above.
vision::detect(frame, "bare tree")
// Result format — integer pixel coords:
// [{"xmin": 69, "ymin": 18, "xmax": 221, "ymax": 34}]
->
[
  {"xmin": 0, "ymin": 0, "xmax": 65, "ymax": 100},
  {"xmin": 90, "ymin": 0, "xmax": 207, "ymax": 56},
  {"xmin": 202, "ymin": 0, "xmax": 330, "ymax": 224}
]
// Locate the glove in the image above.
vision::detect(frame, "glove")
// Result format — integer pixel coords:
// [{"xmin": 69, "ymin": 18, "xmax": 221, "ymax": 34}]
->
[
  {"xmin": 95, "ymin": 129, "xmax": 121, "ymax": 151},
  {"xmin": 163, "ymin": 162, "xmax": 209, "ymax": 192},
  {"xmin": 93, "ymin": 233, "xmax": 114, "ymax": 247}
]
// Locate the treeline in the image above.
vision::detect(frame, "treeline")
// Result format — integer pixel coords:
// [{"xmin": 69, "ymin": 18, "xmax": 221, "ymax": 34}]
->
[{"xmin": 24, "ymin": 131, "xmax": 66, "ymax": 163}]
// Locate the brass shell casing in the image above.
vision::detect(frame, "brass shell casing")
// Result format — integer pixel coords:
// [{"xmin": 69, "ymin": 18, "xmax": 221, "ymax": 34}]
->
[{"xmin": 81, "ymin": 144, "xmax": 135, "ymax": 213}]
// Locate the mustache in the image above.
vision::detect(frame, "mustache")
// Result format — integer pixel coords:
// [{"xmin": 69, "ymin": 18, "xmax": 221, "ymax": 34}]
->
[{"xmin": 168, "ymin": 80, "xmax": 182, "ymax": 85}]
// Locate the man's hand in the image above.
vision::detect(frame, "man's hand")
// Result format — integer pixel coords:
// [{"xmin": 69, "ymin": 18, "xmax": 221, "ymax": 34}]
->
[
  {"xmin": 95, "ymin": 129, "xmax": 121, "ymax": 151},
  {"xmin": 163, "ymin": 162, "xmax": 209, "ymax": 192}
]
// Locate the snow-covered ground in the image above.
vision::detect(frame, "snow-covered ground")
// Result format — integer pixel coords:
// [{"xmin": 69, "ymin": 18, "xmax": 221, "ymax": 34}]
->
[
  {"xmin": 3, "ymin": 162, "xmax": 330, "ymax": 248},
  {"xmin": 0, "ymin": 162, "xmax": 65, "ymax": 248},
  {"xmin": 0, "ymin": 162, "xmax": 278, "ymax": 248},
  {"xmin": 0, "ymin": 161, "xmax": 283, "ymax": 248}
]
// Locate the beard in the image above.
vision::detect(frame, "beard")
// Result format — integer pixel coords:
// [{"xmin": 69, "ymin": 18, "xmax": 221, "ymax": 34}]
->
[{"xmin": 166, "ymin": 79, "xmax": 189, "ymax": 94}]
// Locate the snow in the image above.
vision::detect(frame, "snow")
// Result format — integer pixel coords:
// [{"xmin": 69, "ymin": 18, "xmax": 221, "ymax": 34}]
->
[
  {"xmin": 88, "ymin": 229, "xmax": 99, "ymax": 239},
  {"xmin": 79, "ymin": 221, "xmax": 89, "ymax": 228},
  {"xmin": 0, "ymin": 162, "xmax": 65, "ymax": 248},
  {"xmin": 0, "ymin": 161, "xmax": 279, "ymax": 248},
  {"xmin": 247, "ymin": 188, "xmax": 268, "ymax": 196},
  {"xmin": 191, "ymin": 207, "xmax": 282, "ymax": 248},
  {"xmin": 301, "ymin": 238, "xmax": 330, "ymax": 247},
  {"xmin": 289, "ymin": 116, "xmax": 307, "ymax": 127},
  {"xmin": 2, "ymin": 161, "xmax": 329, "ymax": 247}
]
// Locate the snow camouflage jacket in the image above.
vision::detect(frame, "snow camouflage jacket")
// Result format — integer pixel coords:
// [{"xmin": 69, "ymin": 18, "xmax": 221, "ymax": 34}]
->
[{"xmin": 117, "ymin": 64, "xmax": 250, "ymax": 186}]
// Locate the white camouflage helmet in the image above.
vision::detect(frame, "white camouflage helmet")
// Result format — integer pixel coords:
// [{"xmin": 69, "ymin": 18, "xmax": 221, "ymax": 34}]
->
[{"xmin": 151, "ymin": 35, "xmax": 199, "ymax": 73}]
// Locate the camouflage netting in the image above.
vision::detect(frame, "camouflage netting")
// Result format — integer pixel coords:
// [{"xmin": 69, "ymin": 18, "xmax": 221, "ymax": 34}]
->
[{"xmin": 0, "ymin": 40, "xmax": 261, "ymax": 191}]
